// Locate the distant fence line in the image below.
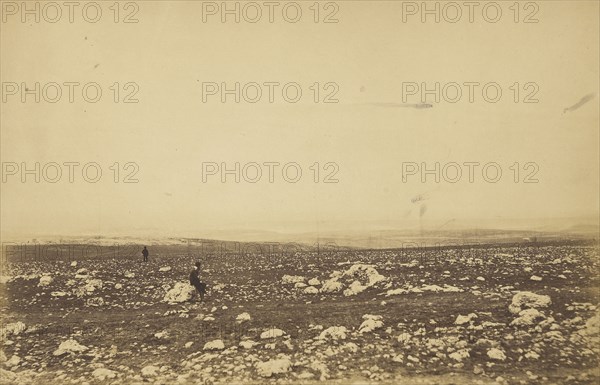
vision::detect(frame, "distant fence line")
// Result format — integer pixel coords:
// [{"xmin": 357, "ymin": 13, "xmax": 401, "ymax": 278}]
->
[
  {"xmin": 0, "ymin": 239, "xmax": 570, "ymax": 265},
  {"xmin": 0, "ymin": 241, "xmax": 340, "ymax": 263}
]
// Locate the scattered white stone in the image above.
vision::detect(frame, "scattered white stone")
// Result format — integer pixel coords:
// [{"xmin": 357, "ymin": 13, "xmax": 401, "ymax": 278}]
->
[
  {"xmin": 577, "ymin": 311, "xmax": 599, "ymax": 338},
  {"xmin": 449, "ymin": 349, "xmax": 470, "ymax": 362},
  {"xmin": 359, "ymin": 315, "xmax": 384, "ymax": 333},
  {"xmin": 545, "ymin": 330, "xmax": 565, "ymax": 342},
  {"xmin": 0, "ymin": 368, "xmax": 17, "ymax": 383},
  {"xmin": 2, "ymin": 322, "xmax": 26, "ymax": 338},
  {"xmin": 343, "ymin": 280, "xmax": 367, "ymax": 296},
  {"xmin": 343, "ymin": 264, "xmax": 386, "ymax": 287},
  {"xmin": 298, "ymin": 371, "xmax": 315, "ymax": 379},
  {"xmin": 530, "ymin": 275, "xmax": 543, "ymax": 282},
  {"xmin": 320, "ymin": 279, "xmax": 343, "ymax": 293},
  {"xmin": 38, "ymin": 275, "xmax": 53, "ymax": 287},
  {"xmin": 159, "ymin": 266, "xmax": 172, "ymax": 272},
  {"xmin": 84, "ymin": 279, "xmax": 103, "ymax": 293},
  {"xmin": 455, "ymin": 313, "xmax": 478, "ymax": 325},
  {"xmin": 420, "ymin": 284, "xmax": 463, "ymax": 293},
  {"xmin": 184, "ymin": 342, "xmax": 193, "ymax": 348},
  {"xmin": 308, "ymin": 360, "xmax": 329, "ymax": 380},
  {"xmin": 256, "ymin": 357, "xmax": 292, "ymax": 377},
  {"xmin": 75, "ymin": 268, "xmax": 89, "ymax": 279},
  {"xmin": 397, "ymin": 332, "xmax": 412, "ymax": 344},
  {"xmin": 114, "ymin": 283, "xmax": 123, "ymax": 289},
  {"xmin": 236, "ymin": 312, "xmax": 251, "ymax": 323},
  {"xmin": 425, "ymin": 338, "xmax": 445, "ymax": 351},
  {"xmin": 260, "ymin": 328, "xmax": 285, "ymax": 339},
  {"xmin": 5, "ymin": 355, "xmax": 20, "ymax": 368},
  {"xmin": 70, "ymin": 261, "xmax": 77, "ymax": 267},
  {"xmin": 509, "ymin": 292, "xmax": 552, "ymax": 314},
  {"xmin": 212, "ymin": 284, "xmax": 225, "ymax": 291},
  {"xmin": 342, "ymin": 342, "xmax": 359, "ymax": 353},
  {"xmin": 308, "ymin": 278, "xmax": 321, "ymax": 286},
  {"xmin": 524, "ymin": 351, "xmax": 540, "ymax": 360},
  {"xmin": 511, "ymin": 308, "xmax": 546, "ymax": 326},
  {"xmin": 154, "ymin": 331, "xmax": 169, "ymax": 339},
  {"xmin": 239, "ymin": 340, "xmax": 258, "ymax": 349},
  {"xmin": 385, "ymin": 288, "xmax": 407, "ymax": 296},
  {"xmin": 443, "ymin": 284, "xmax": 462, "ymax": 292},
  {"xmin": 318, "ymin": 326, "xmax": 348, "ymax": 340},
  {"xmin": 203, "ymin": 340, "xmax": 225, "ymax": 350},
  {"xmin": 304, "ymin": 286, "xmax": 319, "ymax": 294},
  {"xmin": 86, "ymin": 297, "xmax": 104, "ymax": 307},
  {"xmin": 141, "ymin": 365, "xmax": 160, "ymax": 377},
  {"xmin": 281, "ymin": 275, "xmax": 305, "ymax": 284},
  {"xmin": 92, "ymin": 368, "xmax": 116, "ymax": 380},
  {"xmin": 407, "ymin": 355, "xmax": 420, "ymax": 363},
  {"xmin": 53, "ymin": 339, "xmax": 88, "ymax": 356},
  {"xmin": 487, "ymin": 348, "xmax": 507, "ymax": 361},
  {"xmin": 392, "ymin": 353, "xmax": 404, "ymax": 363}
]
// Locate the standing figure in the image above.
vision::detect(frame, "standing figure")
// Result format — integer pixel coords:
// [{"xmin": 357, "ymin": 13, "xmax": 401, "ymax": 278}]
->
[
  {"xmin": 142, "ymin": 246, "xmax": 149, "ymax": 262},
  {"xmin": 189, "ymin": 261, "xmax": 207, "ymax": 302}
]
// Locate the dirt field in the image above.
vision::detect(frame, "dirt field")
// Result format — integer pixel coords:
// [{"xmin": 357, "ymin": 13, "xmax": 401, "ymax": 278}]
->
[{"xmin": 1, "ymin": 241, "xmax": 598, "ymax": 384}]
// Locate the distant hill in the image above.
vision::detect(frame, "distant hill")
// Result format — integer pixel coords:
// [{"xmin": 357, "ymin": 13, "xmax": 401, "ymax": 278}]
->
[{"xmin": 3, "ymin": 218, "xmax": 597, "ymax": 251}]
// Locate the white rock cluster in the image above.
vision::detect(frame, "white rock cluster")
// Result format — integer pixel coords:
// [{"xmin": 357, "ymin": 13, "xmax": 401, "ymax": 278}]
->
[
  {"xmin": 509, "ymin": 291, "xmax": 551, "ymax": 314},
  {"xmin": 163, "ymin": 282, "xmax": 195, "ymax": 304},
  {"xmin": 321, "ymin": 264, "xmax": 387, "ymax": 296}
]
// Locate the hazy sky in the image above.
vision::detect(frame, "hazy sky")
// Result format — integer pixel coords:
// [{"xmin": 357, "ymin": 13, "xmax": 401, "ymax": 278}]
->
[{"xmin": 1, "ymin": 1, "xmax": 598, "ymax": 240}]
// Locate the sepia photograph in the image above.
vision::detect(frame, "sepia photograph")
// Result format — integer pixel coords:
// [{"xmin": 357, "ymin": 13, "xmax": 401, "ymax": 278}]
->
[{"xmin": 0, "ymin": 1, "xmax": 599, "ymax": 384}]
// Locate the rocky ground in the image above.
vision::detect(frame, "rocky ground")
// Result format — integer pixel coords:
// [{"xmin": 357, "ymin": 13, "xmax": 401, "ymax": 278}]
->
[{"xmin": 0, "ymin": 242, "xmax": 598, "ymax": 384}]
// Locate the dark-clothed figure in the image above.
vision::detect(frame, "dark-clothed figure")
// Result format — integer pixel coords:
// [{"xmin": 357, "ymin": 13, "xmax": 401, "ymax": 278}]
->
[
  {"xmin": 189, "ymin": 261, "xmax": 206, "ymax": 301},
  {"xmin": 142, "ymin": 246, "xmax": 149, "ymax": 262}
]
